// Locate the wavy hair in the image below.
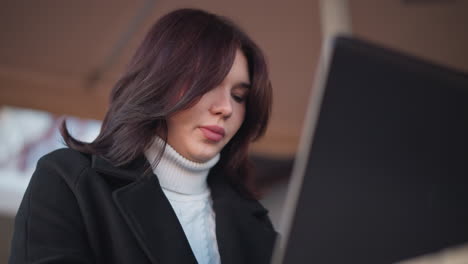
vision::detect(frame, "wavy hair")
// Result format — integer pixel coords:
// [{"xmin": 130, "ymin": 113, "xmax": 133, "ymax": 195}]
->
[{"xmin": 60, "ymin": 8, "xmax": 272, "ymax": 198}]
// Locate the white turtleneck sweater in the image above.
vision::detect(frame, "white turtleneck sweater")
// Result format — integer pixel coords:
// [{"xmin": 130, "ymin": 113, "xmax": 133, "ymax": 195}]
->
[{"xmin": 144, "ymin": 137, "xmax": 221, "ymax": 264}]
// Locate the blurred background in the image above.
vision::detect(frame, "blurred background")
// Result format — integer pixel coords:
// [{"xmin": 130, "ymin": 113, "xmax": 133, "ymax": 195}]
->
[{"xmin": 1, "ymin": 0, "xmax": 467, "ymax": 263}]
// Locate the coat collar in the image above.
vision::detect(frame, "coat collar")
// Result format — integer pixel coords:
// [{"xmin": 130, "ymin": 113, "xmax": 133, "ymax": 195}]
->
[
  {"xmin": 91, "ymin": 154, "xmax": 277, "ymax": 264},
  {"xmin": 91, "ymin": 154, "xmax": 149, "ymax": 181}
]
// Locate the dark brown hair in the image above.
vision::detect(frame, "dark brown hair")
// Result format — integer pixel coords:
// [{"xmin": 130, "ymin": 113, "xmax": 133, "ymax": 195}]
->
[{"xmin": 60, "ymin": 8, "xmax": 272, "ymax": 198}]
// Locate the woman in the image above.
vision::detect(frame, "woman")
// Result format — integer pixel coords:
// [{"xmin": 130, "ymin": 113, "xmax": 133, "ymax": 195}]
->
[{"xmin": 9, "ymin": 8, "xmax": 276, "ymax": 264}]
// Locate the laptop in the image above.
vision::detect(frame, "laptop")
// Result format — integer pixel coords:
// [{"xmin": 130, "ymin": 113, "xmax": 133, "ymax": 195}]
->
[{"xmin": 271, "ymin": 36, "xmax": 468, "ymax": 264}]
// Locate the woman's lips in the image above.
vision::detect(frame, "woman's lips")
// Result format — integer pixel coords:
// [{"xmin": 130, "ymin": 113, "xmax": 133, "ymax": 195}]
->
[{"xmin": 199, "ymin": 126, "xmax": 225, "ymax": 142}]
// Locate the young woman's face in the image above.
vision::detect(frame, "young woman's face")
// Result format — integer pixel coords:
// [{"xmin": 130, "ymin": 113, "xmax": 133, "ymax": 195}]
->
[{"xmin": 166, "ymin": 50, "xmax": 250, "ymax": 162}]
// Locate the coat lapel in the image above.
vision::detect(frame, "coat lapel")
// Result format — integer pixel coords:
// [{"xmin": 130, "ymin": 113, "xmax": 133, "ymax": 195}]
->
[
  {"xmin": 92, "ymin": 154, "xmax": 277, "ymax": 264},
  {"xmin": 209, "ymin": 171, "xmax": 278, "ymax": 264},
  {"xmin": 92, "ymin": 155, "xmax": 197, "ymax": 264}
]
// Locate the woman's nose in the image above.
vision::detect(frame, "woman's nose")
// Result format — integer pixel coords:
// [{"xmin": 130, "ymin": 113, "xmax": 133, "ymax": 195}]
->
[{"xmin": 209, "ymin": 89, "xmax": 233, "ymax": 118}]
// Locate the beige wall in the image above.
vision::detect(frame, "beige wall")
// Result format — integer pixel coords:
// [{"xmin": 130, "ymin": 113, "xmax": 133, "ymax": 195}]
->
[
  {"xmin": 0, "ymin": 0, "xmax": 323, "ymax": 157},
  {"xmin": 1, "ymin": 1, "xmax": 466, "ymax": 157},
  {"xmin": 350, "ymin": 0, "xmax": 468, "ymax": 73}
]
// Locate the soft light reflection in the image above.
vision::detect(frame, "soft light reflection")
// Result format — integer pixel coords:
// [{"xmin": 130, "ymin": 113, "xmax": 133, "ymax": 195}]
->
[{"xmin": 0, "ymin": 106, "xmax": 101, "ymax": 215}]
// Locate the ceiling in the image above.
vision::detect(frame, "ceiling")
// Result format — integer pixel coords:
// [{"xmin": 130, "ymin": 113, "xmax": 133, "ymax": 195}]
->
[
  {"xmin": 0, "ymin": 0, "xmax": 322, "ymax": 157},
  {"xmin": 1, "ymin": 0, "xmax": 466, "ymax": 157}
]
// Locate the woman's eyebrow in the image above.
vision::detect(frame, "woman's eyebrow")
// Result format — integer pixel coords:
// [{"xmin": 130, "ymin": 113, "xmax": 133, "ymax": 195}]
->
[{"xmin": 235, "ymin": 82, "xmax": 251, "ymax": 90}]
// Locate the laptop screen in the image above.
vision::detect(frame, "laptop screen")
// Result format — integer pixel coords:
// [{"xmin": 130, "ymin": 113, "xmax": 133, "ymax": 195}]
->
[{"xmin": 272, "ymin": 36, "xmax": 468, "ymax": 264}]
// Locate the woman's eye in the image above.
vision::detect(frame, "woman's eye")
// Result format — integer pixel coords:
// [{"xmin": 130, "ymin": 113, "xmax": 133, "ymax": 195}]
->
[{"xmin": 232, "ymin": 94, "xmax": 247, "ymax": 103}]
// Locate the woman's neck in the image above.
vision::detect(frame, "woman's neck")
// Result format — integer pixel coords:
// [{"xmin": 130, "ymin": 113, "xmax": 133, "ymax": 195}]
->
[{"xmin": 144, "ymin": 137, "xmax": 220, "ymax": 194}]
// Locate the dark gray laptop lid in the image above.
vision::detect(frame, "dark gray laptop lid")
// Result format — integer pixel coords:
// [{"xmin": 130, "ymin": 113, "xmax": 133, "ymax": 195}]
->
[{"xmin": 272, "ymin": 36, "xmax": 468, "ymax": 264}]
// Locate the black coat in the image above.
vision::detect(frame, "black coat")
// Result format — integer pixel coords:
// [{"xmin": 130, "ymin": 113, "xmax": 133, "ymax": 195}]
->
[{"xmin": 9, "ymin": 148, "xmax": 277, "ymax": 264}]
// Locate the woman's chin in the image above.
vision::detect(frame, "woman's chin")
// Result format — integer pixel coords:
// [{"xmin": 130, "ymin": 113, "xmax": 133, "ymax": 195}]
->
[
  {"xmin": 187, "ymin": 146, "xmax": 219, "ymax": 163},
  {"xmin": 190, "ymin": 153, "xmax": 216, "ymax": 163}
]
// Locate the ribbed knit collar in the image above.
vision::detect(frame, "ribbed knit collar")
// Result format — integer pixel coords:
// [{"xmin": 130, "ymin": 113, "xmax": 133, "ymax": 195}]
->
[{"xmin": 144, "ymin": 137, "xmax": 220, "ymax": 195}]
